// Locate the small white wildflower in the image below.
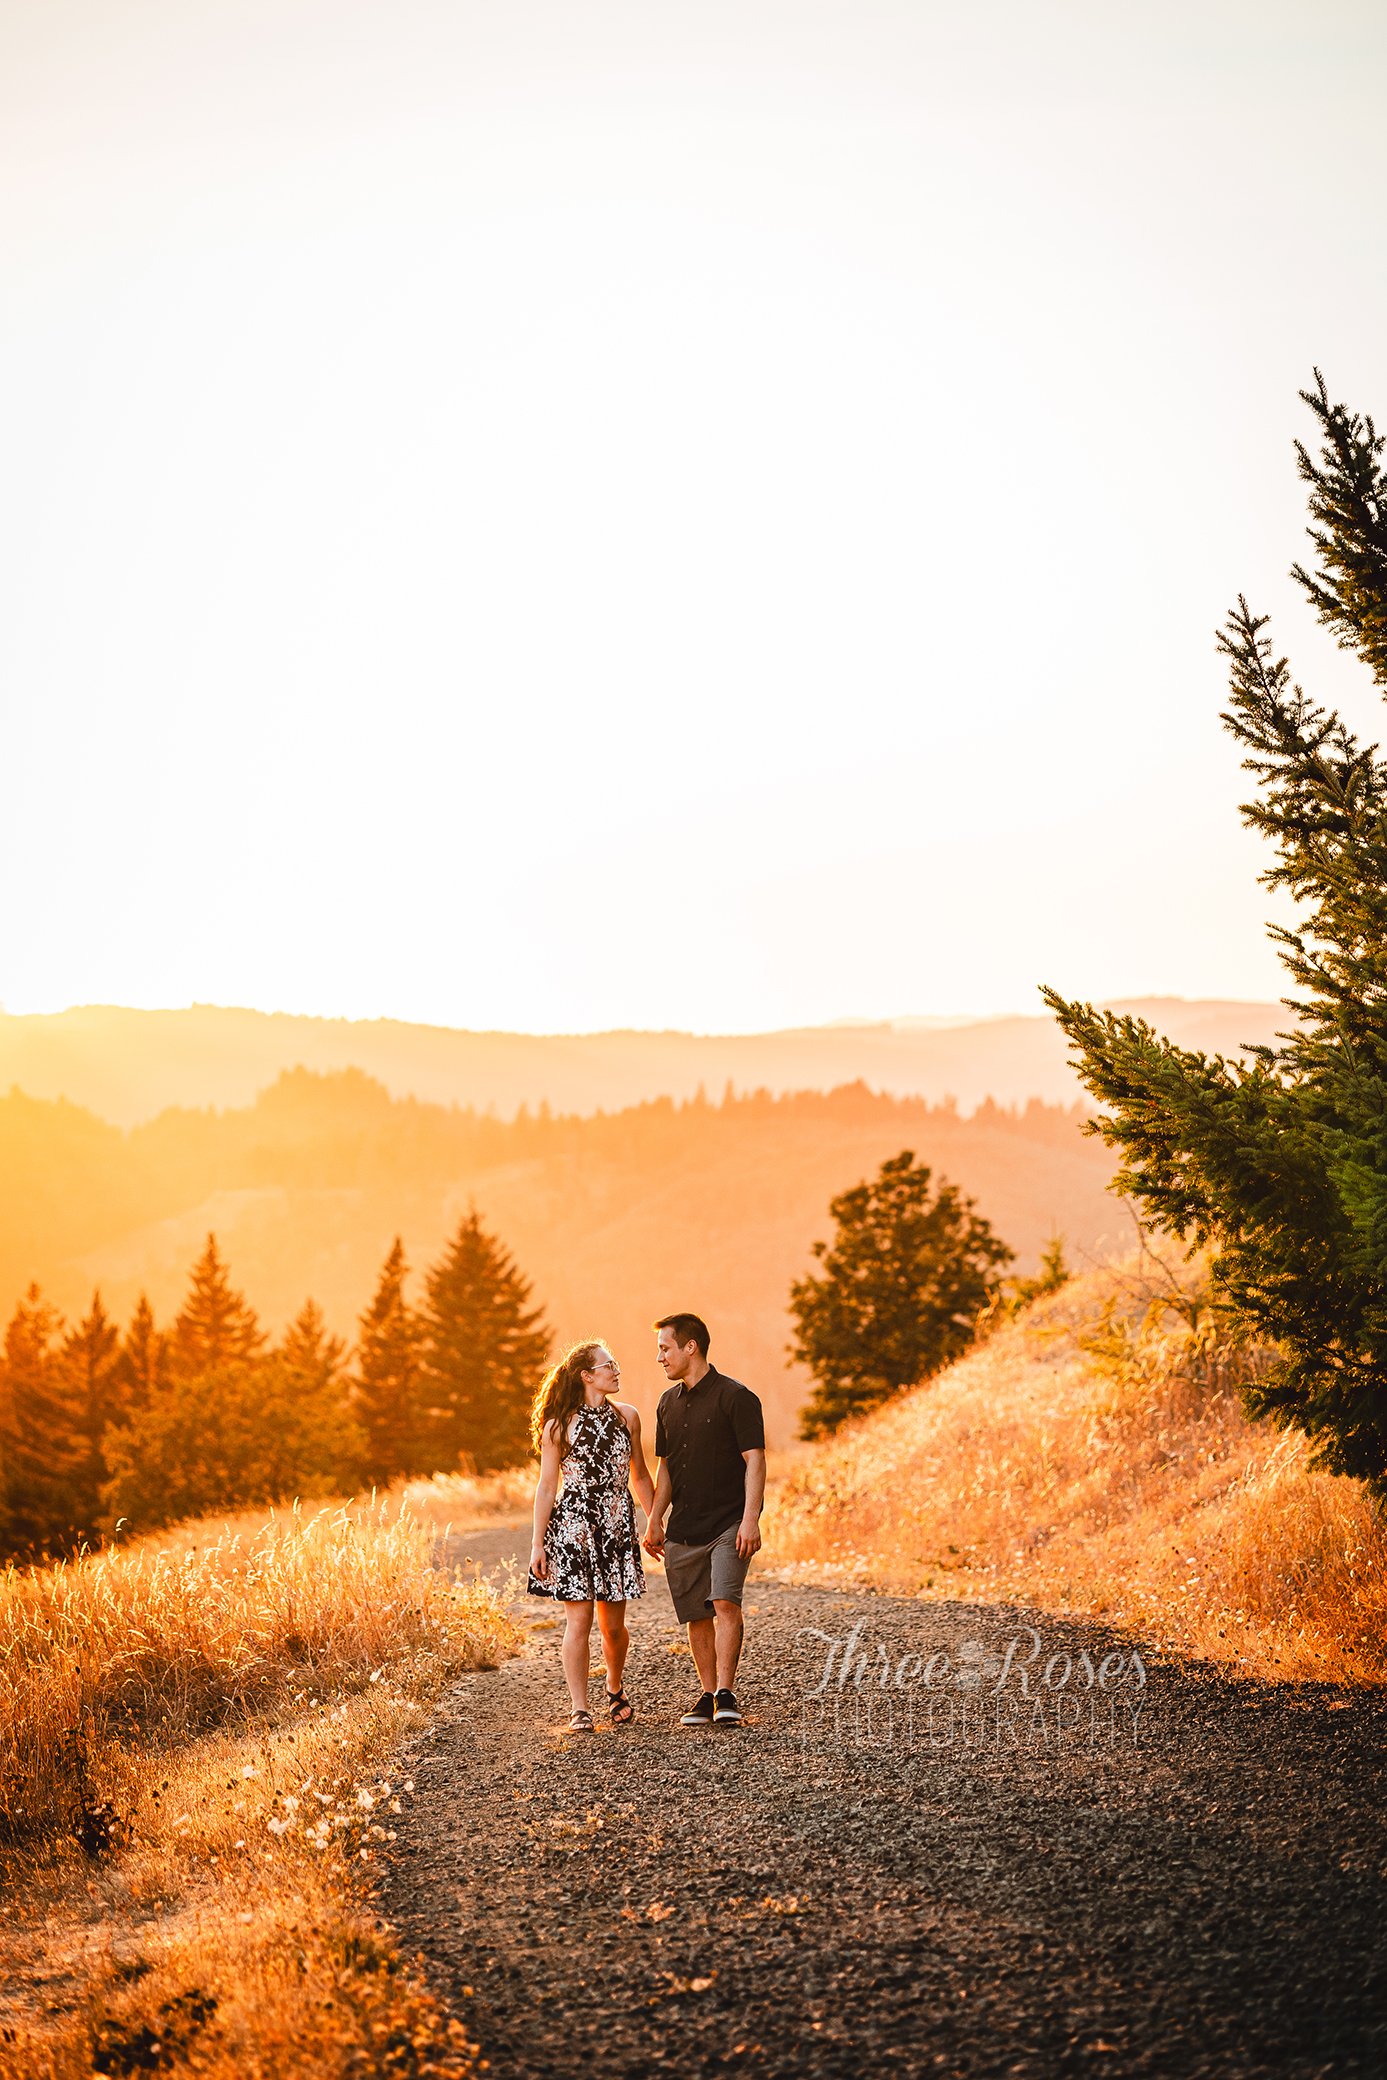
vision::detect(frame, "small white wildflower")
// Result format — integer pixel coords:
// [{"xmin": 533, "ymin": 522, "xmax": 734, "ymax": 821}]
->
[
  {"xmin": 402, "ymin": 1779, "xmax": 415, "ymax": 1794},
  {"xmin": 281, "ymin": 1795, "xmax": 300, "ymax": 1814},
  {"xmin": 356, "ymin": 1789, "xmax": 374, "ymax": 1810},
  {"xmin": 267, "ymin": 1817, "xmax": 291, "ymax": 1837},
  {"xmin": 241, "ymin": 1765, "xmax": 259, "ymax": 1780},
  {"xmin": 369, "ymin": 1668, "xmax": 383, "ymax": 1684},
  {"xmin": 234, "ymin": 1839, "xmax": 245, "ymax": 1849}
]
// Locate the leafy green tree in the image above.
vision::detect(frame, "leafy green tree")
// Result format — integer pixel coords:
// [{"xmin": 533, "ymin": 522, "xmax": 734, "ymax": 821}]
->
[
  {"xmin": 418, "ymin": 1211, "xmax": 550, "ymax": 1472},
  {"xmin": 168, "ymin": 1234, "xmax": 263, "ymax": 1381},
  {"xmin": 354, "ymin": 1238, "xmax": 427, "ymax": 1485},
  {"xmin": 1044, "ymin": 373, "xmax": 1387, "ymax": 1491},
  {"xmin": 0, "ymin": 1285, "xmax": 86, "ymax": 1552},
  {"xmin": 790, "ymin": 1150, "xmax": 1013, "ymax": 1438},
  {"xmin": 102, "ymin": 1354, "xmax": 355, "ymax": 1535}
]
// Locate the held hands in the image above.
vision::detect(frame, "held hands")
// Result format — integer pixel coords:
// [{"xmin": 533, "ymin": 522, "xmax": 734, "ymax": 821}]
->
[
  {"xmin": 735, "ymin": 1517, "xmax": 762, "ymax": 1561},
  {"xmin": 642, "ymin": 1519, "xmax": 666, "ymax": 1559}
]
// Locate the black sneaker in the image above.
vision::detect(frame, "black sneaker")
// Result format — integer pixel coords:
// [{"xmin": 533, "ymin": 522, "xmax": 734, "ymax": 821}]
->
[
  {"xmin": 680, "ymin": 1691, "xmax": 716, "ymax": 1726},
  {"xmin": 713, "ymin": 1688, "xmax": 742, "ymax": 1725}
]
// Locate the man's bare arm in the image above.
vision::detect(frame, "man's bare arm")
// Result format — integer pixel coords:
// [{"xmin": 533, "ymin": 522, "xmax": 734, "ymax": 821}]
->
[
  {"xmin": 737, "ymin": 1447, "xmax": 766, "ymax": 1558},
  {"xmin": 644, "ymin": 1461, "xmax": 672, "ymax": 1555}
]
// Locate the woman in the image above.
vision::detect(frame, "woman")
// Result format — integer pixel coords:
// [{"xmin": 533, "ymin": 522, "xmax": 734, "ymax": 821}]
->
[{"xmin": 528, "ymin": 1339, "xmax": 656, "ymax": 1733}]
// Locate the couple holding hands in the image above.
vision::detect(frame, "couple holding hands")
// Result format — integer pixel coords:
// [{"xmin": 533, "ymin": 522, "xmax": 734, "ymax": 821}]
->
[{"xmin": 527, "ymin": 1312, "xmax": 766, "ymax": 1732}]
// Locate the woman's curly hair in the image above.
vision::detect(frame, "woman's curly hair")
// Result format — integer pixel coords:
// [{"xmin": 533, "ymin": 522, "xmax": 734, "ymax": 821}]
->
[{"xmin": 529, "ymin": 1339, "xmax": 609, "ymax": 1456}]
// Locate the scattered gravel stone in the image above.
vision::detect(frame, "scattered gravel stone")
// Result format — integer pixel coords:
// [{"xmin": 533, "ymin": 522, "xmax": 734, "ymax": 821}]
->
[{"xmin": 379, "ymin": 1528, "xmax": 1387, "ymax": 2078}]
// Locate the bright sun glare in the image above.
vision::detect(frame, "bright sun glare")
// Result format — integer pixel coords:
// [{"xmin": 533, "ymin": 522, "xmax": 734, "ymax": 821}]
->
[{"xmin": 4, "ymin": 1, "xmax": 1385, "ymax": 1031}]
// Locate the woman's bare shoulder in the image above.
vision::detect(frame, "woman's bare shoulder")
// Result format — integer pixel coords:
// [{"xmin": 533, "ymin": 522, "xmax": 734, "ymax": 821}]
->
[{"xmin": 612, "ymin": 1399, "xmax": 642, "ymax": 1429}]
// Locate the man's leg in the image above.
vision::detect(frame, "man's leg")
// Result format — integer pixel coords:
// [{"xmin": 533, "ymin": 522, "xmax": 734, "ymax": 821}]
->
[
  {"xmin": 712, "ymin": 1598, "xmax": 744, "ymax": 1691},
  {"xmin": 686, "ymin": 1613, "xmax": 718, "ymax": 1694},
  {"xmin": 595, "ymin": 1599, "xmax": 629, "ymax": 1695}
]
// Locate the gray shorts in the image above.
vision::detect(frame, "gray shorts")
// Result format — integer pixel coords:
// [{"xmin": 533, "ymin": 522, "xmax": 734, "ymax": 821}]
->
[{"xmin": 662, "ymin": 1523, "xmax": 752, "ymax": 1625}]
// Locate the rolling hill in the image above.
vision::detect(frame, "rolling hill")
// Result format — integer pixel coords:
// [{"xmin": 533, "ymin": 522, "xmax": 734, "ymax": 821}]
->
[
  {"xmin": 0, "ymin": 997, "xmax": 1287, "ymax": 1126},
  {"xmin": 2, "ymin": 1070, "xmax": 1128, "ymax": 1442}
]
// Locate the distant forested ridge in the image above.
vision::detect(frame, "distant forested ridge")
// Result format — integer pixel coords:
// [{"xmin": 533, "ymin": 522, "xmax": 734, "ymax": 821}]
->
[
  {"xmin": 0, "ymin": 999, "xmax": 1284, "ymax": 1125},
  {"xmin": 1, "ymin": 1070, "xmax": 1123, "ymax": 1440}
]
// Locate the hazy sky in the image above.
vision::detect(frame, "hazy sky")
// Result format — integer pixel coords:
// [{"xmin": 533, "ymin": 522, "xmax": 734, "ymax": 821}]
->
[{"xmin": 5, "ymin": 0, "xmax": 1386, "ymax": 1033}]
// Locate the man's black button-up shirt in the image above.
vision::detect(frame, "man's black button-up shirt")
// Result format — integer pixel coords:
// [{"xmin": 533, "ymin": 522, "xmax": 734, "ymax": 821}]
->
[{"xmin": 654, "ymin": 1364, "xmax": 765, "ymax": 1545}]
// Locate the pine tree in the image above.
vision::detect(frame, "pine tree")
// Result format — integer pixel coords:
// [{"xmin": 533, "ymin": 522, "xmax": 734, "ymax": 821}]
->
[
  {"xmin": 168, "ymin": 1235, "xmax": 263, "ymax": 1381},
  {"xmin": 103, "ymin": 1355, "xmax": 358, "ymax": 1535},
  {"xmin": 61, "ymin": 1290, "xmax": 122, "ymax": 1530},
  {"xmin": 1005, "ymin": 1235, "xmax": 1071, "ymax": 1314},
  {"xmin": 417, "ymin": 1212, "xmax": 550, "ymax": 1472},
  {"xmin": 0, "ymin": 1286, "xmax": 87, "ymax": 1552},
  {"xmin": 115, "ymin": 1294, "xmax": 166, "ymax": 1412},
  {"xmin": 276, "ymin": 1297, "xmax": 363, "ymax": 1491},
  {"xmin": 279, "ymin": 1298, "xmax": 347, "ymax": 1393},
  {"xmin": 1044, "ymin": 373, "xmax": 1387, "ymax": 1492},
  {"xmin": 790, "ymin": 1150, "xmax": 1013, "ymax": 1439},
  {"xmin": 354, "ymin": 1238, "xmax": 427, "ymax": 1485}
]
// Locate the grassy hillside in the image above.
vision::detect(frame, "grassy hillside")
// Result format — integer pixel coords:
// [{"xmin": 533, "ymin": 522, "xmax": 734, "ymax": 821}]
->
[
  {"xmin": 768, "ymin": 1254, "xmax": 1387, "ymax": 1683},
  {"xmin": 1, "ymin": 1071, "xmax": 1124, "ymax": 1442},
  {"xmin": 0, "ymin": 998, "xmax": 1286, "ymax": 1125},
  {"xmin": 0, "ymin": 1491, "xmax": 519, "ymax": 2077}
]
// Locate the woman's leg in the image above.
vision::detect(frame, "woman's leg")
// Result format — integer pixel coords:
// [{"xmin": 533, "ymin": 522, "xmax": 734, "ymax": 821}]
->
[
  {"xmin": 561, "ymin": 1599, "xmax": 594, "ymax": 1712},
  {"xmin": 595, "ymin": 1598, "xmax": 629, "ymax": 1696}
]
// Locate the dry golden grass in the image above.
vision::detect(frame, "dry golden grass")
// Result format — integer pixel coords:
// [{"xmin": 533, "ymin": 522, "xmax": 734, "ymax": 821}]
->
[
  {"xmin": 392, "ymin": 1468, "xmax": 534, "ymax": 1538},
  {"xmin": 767, "ymin": 1253, "xmax": 1387, "ymax": 1685},
  {"xmin": 0, "ymin": 1493, "xmax": 524, "ymax": 2077}
]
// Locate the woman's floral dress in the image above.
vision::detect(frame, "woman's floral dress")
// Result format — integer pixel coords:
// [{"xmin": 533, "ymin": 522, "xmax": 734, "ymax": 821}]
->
[{"xmin": 527, "ymin": 1400, "xmax": 646, "ymax": 1604}]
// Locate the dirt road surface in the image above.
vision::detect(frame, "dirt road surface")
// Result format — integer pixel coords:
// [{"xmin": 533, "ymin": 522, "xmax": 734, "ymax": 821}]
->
[{"xmin": 379, "ymin": 1527, "xmax": 1387, "ymax": 2079}]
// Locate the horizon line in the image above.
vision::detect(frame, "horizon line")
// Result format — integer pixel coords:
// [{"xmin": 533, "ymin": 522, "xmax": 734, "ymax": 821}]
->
[{"xmin": 0, "ymin": 992, "xmax": 1288, "ymax": 1042}]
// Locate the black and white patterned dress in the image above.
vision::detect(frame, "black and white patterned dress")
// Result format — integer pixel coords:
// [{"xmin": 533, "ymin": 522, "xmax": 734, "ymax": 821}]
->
[{"xmin": 527, "ymin": 1400, "xmax": 646, "ymax": 1604}]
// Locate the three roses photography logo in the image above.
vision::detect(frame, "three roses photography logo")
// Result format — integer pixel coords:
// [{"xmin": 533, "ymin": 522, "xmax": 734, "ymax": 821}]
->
[{"xmin": 797, "ymin": 1618, "xmax": 1148, "ymax": 1756}]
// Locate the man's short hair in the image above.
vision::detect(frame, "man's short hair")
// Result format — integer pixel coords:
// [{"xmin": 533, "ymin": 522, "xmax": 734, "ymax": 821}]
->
[{"xmin": 654, "ymin": 1312, "xmax": 710, "ymax": 1359}]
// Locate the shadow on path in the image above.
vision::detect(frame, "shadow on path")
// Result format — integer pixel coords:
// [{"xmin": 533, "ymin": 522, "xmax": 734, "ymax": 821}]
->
[{"xmin": 380, "ymin": 1528, "xmax": 1387, "ymax": 2079}]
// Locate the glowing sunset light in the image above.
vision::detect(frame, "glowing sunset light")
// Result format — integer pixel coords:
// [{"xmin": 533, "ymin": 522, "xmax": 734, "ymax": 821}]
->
[{"xmin": 4, "ymin": 1, "xmax": 1385, "ymax": 1031}]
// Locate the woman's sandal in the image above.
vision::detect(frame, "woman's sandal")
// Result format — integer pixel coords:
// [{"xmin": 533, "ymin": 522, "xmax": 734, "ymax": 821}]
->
[
  {"xmin": 607, "ymin": 1687, "xmax": 635, "ymax": 1726},
  {"xmin": 568, "ymin": 1708, "xmax": 595, "ymax": 1734}
]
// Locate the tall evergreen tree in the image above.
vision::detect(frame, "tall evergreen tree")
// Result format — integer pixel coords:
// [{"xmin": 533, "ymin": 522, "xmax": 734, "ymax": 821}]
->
[
  {"xmin": 354, "ymin": 1238, "xmax": 427, "ymax": 1485},
  {"xmin": 0, "ymin": 1286, "xmax": 86, "ymax": 1552},
  {"xmin": 418, "ymin": 1211, "xmax": 549, "ymax": 1472},
  {"xmin": 277, "ymin": 1296, "xmax": 363, "ymax": 1490},
  {"xmin": 115, "ymin": 1294, "xmax": 166, "ymax": 1413},
  {"xmin": 278, "ymin": 1298, "xmax": 347, "ymax": 1393},
  {"xmin": 168, "ymin": 1235, "xmax": 263, "ymax": 1380},
  {"xmin": 103, "ymin": 1355, "xmax": 358, "ymax": 1535},
  {"xmin": 1044, "ymin": 374, "xmax": 1387, "ymax": 1492},
  {"xmin": 61, "ymin": 1290, "xmax": 121, "ymax": 1529},
  {"xmin": 790, "ymin": 1150, "xmax": 1013, "ymax": 1439}
]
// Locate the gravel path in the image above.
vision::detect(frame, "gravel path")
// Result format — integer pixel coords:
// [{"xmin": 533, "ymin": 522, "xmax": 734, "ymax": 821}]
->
[{"xmin": 380, "ymin": 1527, "xmax": 1387, "ymax": 2079}]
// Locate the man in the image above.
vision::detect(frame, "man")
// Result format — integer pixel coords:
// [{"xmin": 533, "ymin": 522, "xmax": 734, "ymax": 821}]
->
[{"xmin": 643, "ymin": 1312, "xmax": 766, "ymax": 1727}]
